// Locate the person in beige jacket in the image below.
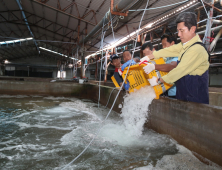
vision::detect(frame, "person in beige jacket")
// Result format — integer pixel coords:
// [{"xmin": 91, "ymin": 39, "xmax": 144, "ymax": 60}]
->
[{"xmin": 141, "ymin": 12, "xmax": 209, "ymax": 104}]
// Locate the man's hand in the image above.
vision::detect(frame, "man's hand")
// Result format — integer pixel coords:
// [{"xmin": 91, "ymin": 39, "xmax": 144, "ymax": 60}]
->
[
  {"xmin": 139, "ymin": 54, "xmax": 155, "ymax": 65},
  {"xmin": 140, "ymin": 56, "xmax": 150, "ymax": 64},
  {"xmin": 148, "ymin": 77, "xmax": 158, "ymax": 86},
  {"xmin": 143, "ymin": 63, "xmax": 155, "ymax": 74},
  {"xmin": 118, "ymin": 69, "xmax": 123, "ymax": 76},
  {"xmin": 156, "ymin": 78, "xmax": 165, "ymax": 84}
]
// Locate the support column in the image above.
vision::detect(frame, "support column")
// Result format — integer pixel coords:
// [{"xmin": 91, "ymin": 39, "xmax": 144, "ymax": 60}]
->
[
  {"xmin": 27, "ymin": 66, "xmax": 29, "ymax": 77},
  {"xmin": 80, "ymin": 47, "xmax": 85, "ymax": 78}
]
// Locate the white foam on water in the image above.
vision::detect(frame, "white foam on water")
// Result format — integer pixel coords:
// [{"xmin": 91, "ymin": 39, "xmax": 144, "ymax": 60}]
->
[
  {"xmin": 99, "ymin": 122, "xmax": 145, "ymax": 146},
  {"xmin": 0, "ymin": 94, "xmax": 15, "ymax": 98},
  {"xmin": 98, "ymin": 122, "xmax": 176, "ymax": 148},
  {"xmin": 60, "ymin": 101, "xmax": 102, "ymax": 120},
  {"xmin": 24, "ymin": 103, "xmax": 35, "ymax": 105},
  {"xmin": 0, "ymin": 94, "xmax": 29, "ymax": 98},
  {"xmin": 31, "ymin": 95, "xmax": 43, "ymax": 98},
  {"xmin": 16, "ymin": 122, "xmax": 73, "ymax": 131},
  {"xmin": 43, "ymin": 96, "xmax": 66, "ymax": 100},
  {"xmin": 43, "ymin": 106, "xmax": 76, "ymax": 114},
  {"xmin": 13, "ymin": 110, "xmax": 37, "ymax": 118},
  {"xmin": 135, "ymin": 144, "xmax": 222, "ymax": 170},
  {"xmin": 120, "ymin": 86, "xmax": 156, "ymax": 136},
  {"xmin": 0, "ymin": 144, "xmax": 49, "ymax": 152},
  {"xmin": 60, "ymin": 100, "xmax": 88, "ymax": 111},
  {"xmin": 13, "ymin": 103, "xmax": 22, "ymax": 106},
  {"xmin": 29, "ymin": 100, "xmax": 45, "ymax": 103},
  {"xmin": 60, "ymin": 87, "xmax": 157, "ymax": 148},
  {"xmin": 60, "ymin": 127, "xmax": 84, "ymax": 146},
  {"xmin": 15, "ymin": 95, "xmax": 29, "ymax": 98}
]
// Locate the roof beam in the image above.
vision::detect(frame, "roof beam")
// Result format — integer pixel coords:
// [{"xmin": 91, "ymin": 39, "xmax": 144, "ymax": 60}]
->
[
  {"xmin": 37, "ymin": 0, "xmax": 50, "ymax": 3},
  {"xmin": 62, "ymin": 0, "xmax": 75, "ymax": 43},
  {"xmin": 1, "ymin": 19, "xmax": 79, "ymax": 42},
  {"xmin": 31, "ymin": 0, "xmax": 96, "ymax": 26},
  {"xmin": 16, "ymin": 0, "xmax": 40, "ymax": 53}
]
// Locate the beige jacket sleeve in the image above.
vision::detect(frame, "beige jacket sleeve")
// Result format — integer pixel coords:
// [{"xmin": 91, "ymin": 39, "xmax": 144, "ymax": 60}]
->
[
  {"xmin": 161, "ymin": 45, "xmax": 208, "ymax": 84},
  {"xmin": 153, "ymin": 43, "xmax": 183, "ymax": 59}
]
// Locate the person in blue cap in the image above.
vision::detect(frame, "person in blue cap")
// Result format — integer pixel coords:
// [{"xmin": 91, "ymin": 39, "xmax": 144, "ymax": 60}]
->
[{"xmin": 110, "ymin": 54, "xmax": 130, "ymax": 90}]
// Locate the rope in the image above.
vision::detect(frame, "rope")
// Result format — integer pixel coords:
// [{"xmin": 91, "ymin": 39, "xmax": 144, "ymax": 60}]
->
[
  {"xmin": 105, "ymin": 87, "xmax": 118, "ymax": 108},
  {"xmin": 199, "ymin": 0, "xmax": 209, "ymax": 19},
  {"xmin": 110, "ymin": 12, "xmax": 116, "ymax": 43},
  {"xmin": 61, "ymin": 0, "xmax": 150, "ymax": 169},
  {"xmin": 98, "ymin": 19, "xmax": 106, "ymax": 108}
]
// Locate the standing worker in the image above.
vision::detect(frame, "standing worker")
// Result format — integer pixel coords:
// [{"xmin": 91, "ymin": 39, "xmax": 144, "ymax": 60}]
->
[
  {"xmin": 110, "ymin": 54, "xmax": 130, "ymax": 90},
  {"xmin": 122, "ymin": 50, "xmax": 140, "ymax": 63},
  {"xmin": 110, "ymin": 54, "xmax": 123, "ymax": 87},
  {"xmin": 142, "ymin": 34, "xmax": 178, "ymax": 98},
  {"xmin": 141, "ymin": 12, "xmax": 209, "ymax": 104}
]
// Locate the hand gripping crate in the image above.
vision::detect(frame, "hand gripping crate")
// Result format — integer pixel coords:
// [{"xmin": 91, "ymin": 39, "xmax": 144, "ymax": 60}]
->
[{"xmin": 121, "ymin": 58, "xmax": 173, "ymax": 99}]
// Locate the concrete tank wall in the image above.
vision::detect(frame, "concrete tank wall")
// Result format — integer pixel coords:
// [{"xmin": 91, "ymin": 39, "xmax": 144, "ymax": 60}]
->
[{"xmin": 147, "ymin": 98, "xmax": 222, "ymax": 167}]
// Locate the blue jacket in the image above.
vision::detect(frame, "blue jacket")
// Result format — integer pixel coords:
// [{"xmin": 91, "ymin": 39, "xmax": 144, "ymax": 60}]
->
[{"xmin": 165, "ymin": 57, "xmax": 178, "ymax": 96}]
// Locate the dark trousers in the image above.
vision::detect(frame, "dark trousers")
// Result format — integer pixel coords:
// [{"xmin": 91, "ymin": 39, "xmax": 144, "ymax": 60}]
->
[{"xmin": 175, "ymin": 70, "xmax": 209, "ymax": 104}]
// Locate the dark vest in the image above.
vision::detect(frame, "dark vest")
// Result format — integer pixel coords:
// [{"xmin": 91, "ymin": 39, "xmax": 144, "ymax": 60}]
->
[{"xmin": 175, "ymin": 42, "xmax": 209, "ymax": 104}]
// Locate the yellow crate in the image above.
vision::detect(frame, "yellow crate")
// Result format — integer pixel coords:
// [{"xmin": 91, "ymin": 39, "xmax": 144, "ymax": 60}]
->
[
  {"xmin": 121, "ymin": 64, "xmax": 150, "ymax": 93},
  {"xmin": 122, "ymin": 58, "xmax": 173, "ymax": 99},
  {"xmin": 111, "ymin": 75, "xmax": 120, "ymax": 88}
]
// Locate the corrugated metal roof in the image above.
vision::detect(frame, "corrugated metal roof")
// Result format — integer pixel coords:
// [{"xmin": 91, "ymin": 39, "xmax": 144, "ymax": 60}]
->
[{"xmin": 0, "ymin": 0, "xmax": 210, "ymax": 60}]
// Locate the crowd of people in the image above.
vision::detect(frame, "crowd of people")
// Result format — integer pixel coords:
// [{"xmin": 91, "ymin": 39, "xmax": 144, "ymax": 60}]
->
[{"xmin": 110, "ymin": 12, "xmax": 210, "ymax": 104}]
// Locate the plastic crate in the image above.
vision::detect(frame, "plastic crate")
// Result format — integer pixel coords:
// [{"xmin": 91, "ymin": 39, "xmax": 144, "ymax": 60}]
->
[{"xmin": 122, "ymin": 58, "xmax": 173, "ymax": 99}]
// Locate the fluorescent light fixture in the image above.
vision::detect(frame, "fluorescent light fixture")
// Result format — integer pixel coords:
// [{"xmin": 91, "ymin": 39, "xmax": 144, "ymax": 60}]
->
[
  {"xmin": 129, "ymin": 29, "xmax": 142, "ymax": 37},
  {"xmin": 85, "ymin": 1, "xmax": 195, "ymax": 60},
  {"xmin": 145, "ymin": 23, "xmax": 153, "ymax": 28},
  {"xmin": 39, "ymin": 47, "xmax": 75, "ymax": 59},
  {"xmin": 71, "ymin": 57, "xmax": 78, "ymax": 60},
  {"xmin": 0, "ymin": 37, "xmax": 33, "ymax": 45}
]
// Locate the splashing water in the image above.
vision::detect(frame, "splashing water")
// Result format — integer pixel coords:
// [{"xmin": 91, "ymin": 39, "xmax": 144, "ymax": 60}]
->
[
  {"xmin": 1, "ymin": 95, "xmax": 221, "ymax": 169},
  {"xmin": 120, "ymin": 86, "xmax": 156, "ymax": 136}
]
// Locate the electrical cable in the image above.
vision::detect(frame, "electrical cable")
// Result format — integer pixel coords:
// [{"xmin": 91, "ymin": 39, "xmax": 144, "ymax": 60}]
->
[
  {"xmin": 129, "ymin": 0, "xmax": 189, "ymax": 12},
  {"xmin": 61, "ymin": 0, "xmax": 150, "ymax": 169},
  {"xmin": 120, "ymin": 0, "xmax": 192, "ymax": 25}
]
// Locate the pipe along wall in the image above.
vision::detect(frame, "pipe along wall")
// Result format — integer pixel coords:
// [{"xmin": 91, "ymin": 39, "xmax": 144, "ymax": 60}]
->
[{"xmin": 0, "ymin": 80, "xmax": 221, "ymax": 166}]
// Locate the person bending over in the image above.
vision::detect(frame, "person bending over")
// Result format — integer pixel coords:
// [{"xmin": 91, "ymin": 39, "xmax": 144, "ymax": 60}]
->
[{"xmin": 140, "ymin": 12, "xmax": 209, "ymax": 104}]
